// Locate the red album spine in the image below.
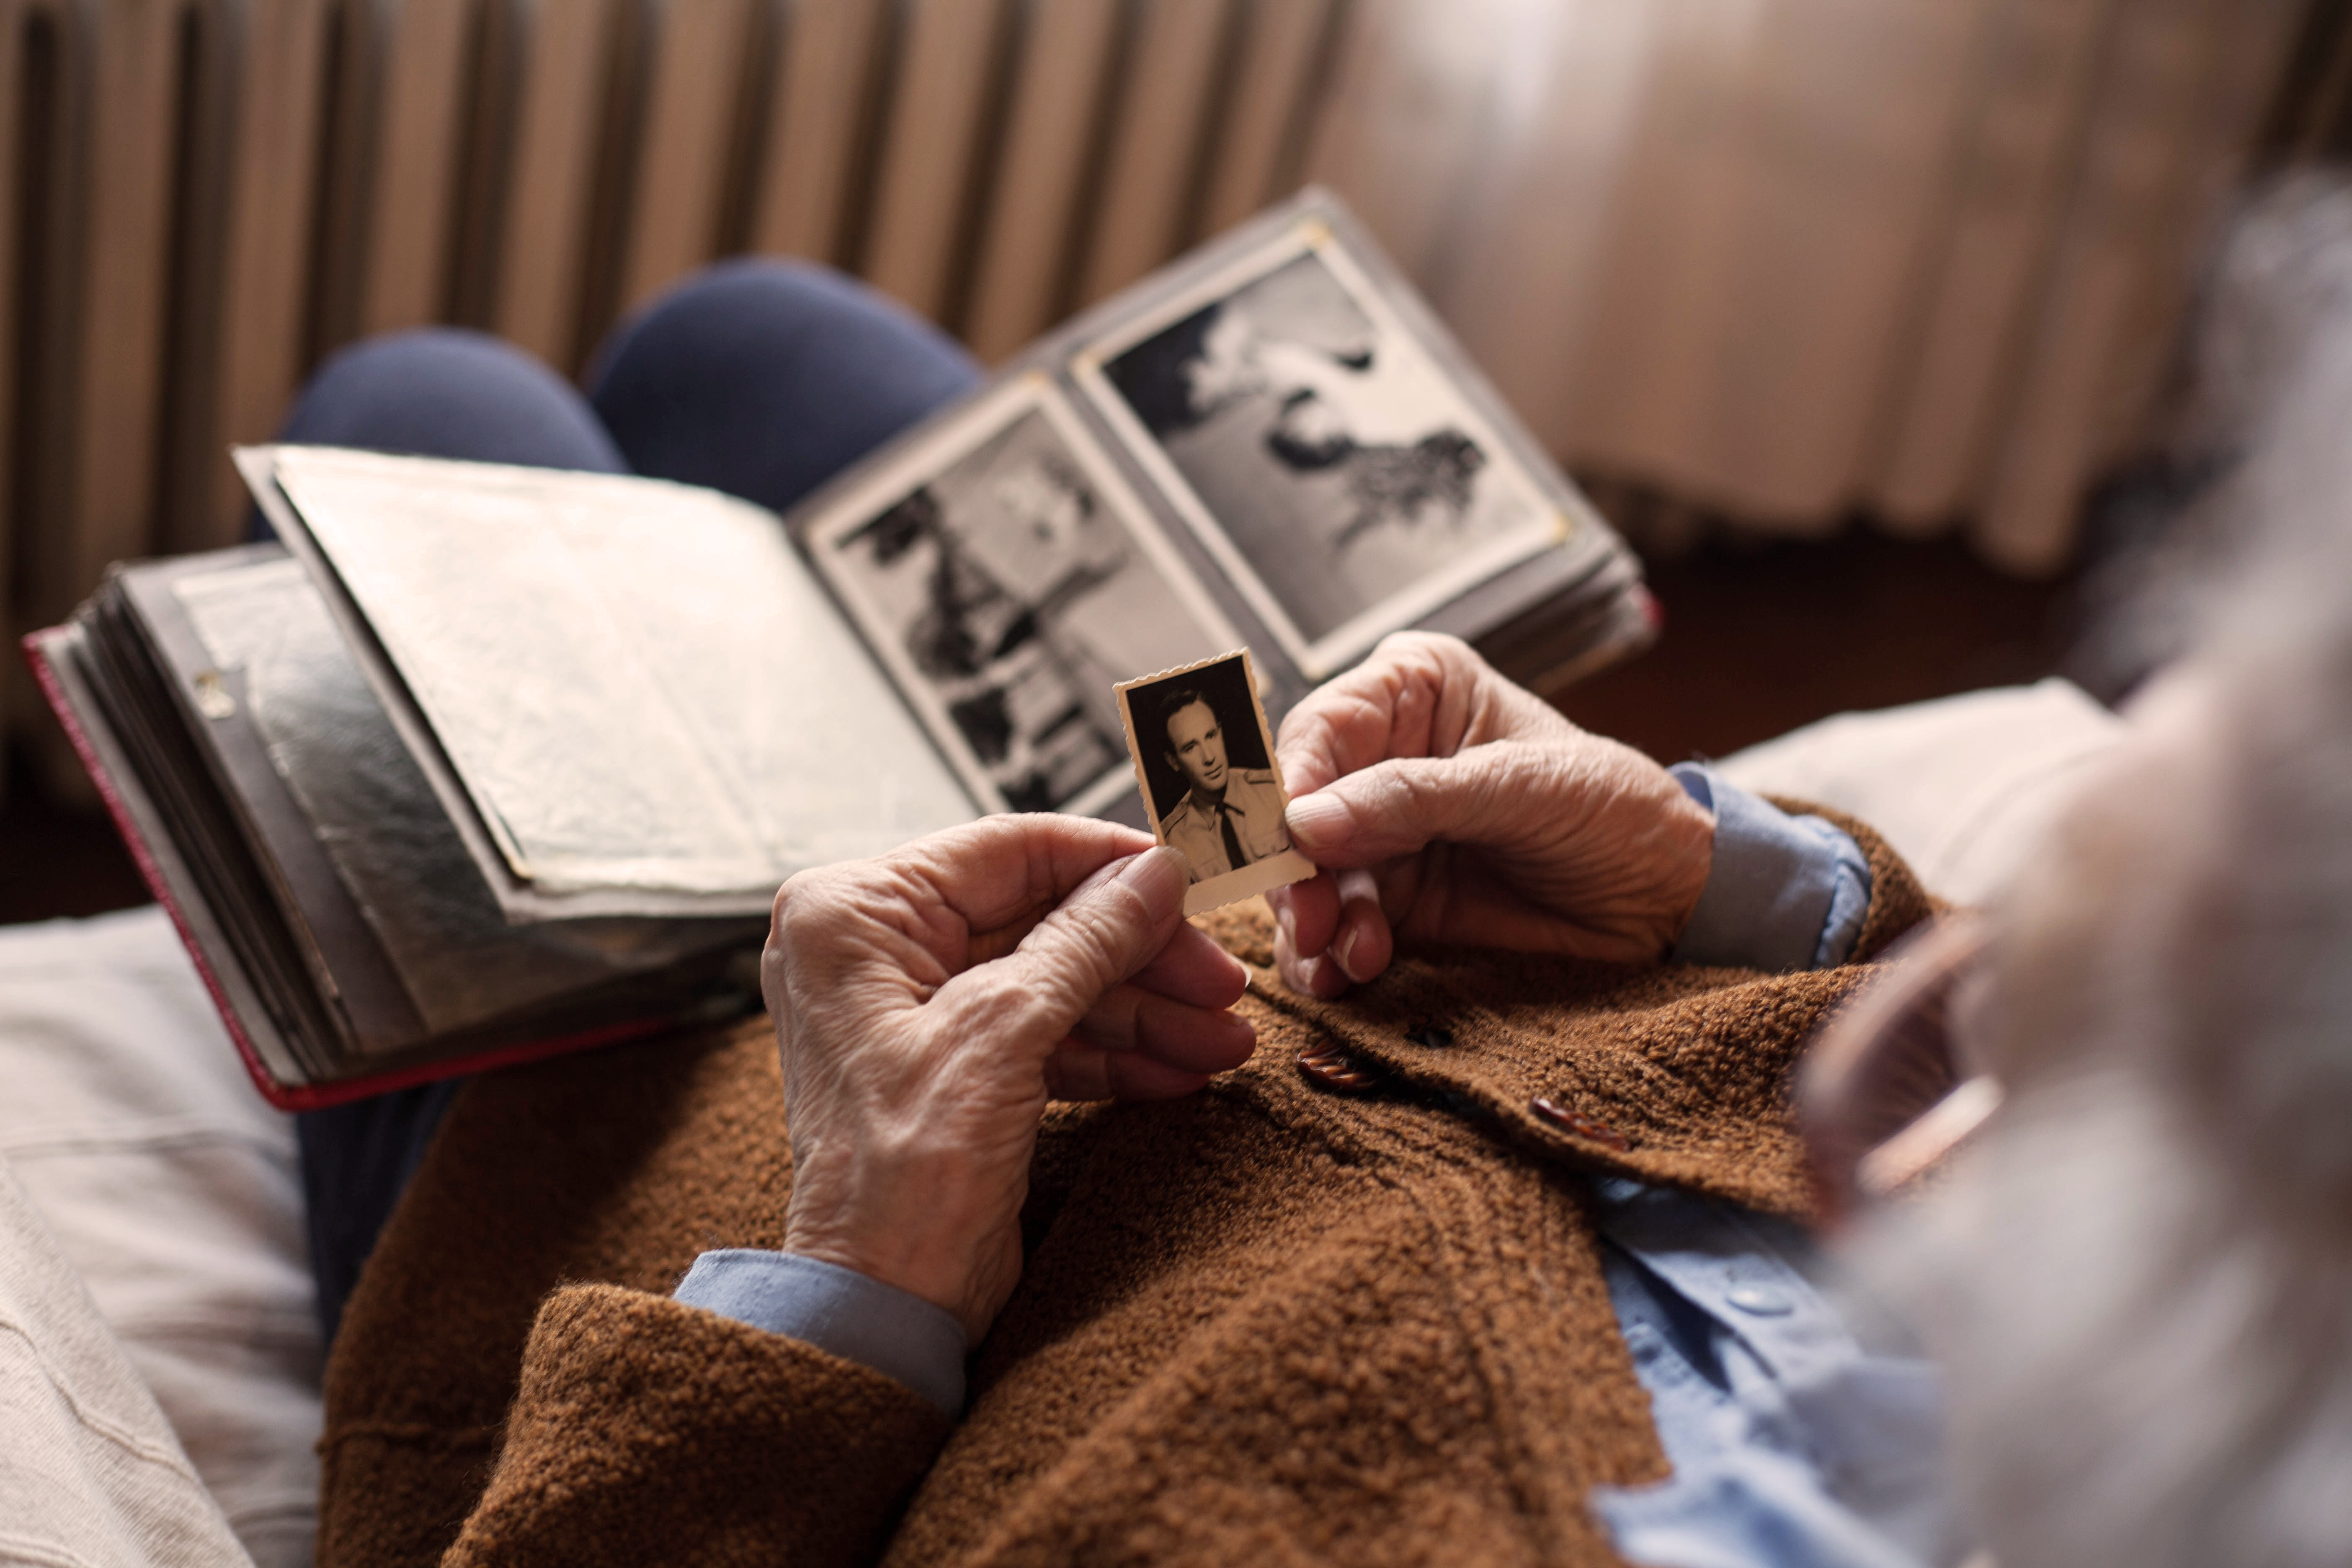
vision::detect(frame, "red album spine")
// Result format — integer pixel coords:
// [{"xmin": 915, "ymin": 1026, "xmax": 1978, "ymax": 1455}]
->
[
  {"xmin": 23, "ymin": 629, "xmax": 301, "ymax": 1105},
  {"xmin": 21, "ymin": 630, "xmax": 681, "ymax": 1111},
  {"xmin": 274, "ymin": 1016, "xmax": 679, "ymax": 1110}
]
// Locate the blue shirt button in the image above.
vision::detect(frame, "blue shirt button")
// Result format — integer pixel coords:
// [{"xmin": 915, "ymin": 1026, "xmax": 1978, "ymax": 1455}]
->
[{"xmin": 1725, "ymin": 1282, "xmax": 1794, "ymax": 1316}]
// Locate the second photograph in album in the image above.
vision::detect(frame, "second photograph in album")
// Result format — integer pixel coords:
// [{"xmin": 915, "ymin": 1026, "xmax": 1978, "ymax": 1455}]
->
[
  {"xmin": 1075, "ymin": 217, "xmax": 1569, "ymax": 678},
  {"xmin": 800, "ymin": 376, "xmax": 1244, "ymax": 816}
]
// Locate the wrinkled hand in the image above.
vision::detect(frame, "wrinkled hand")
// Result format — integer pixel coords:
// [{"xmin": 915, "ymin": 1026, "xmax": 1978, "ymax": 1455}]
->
[
  {"xmin": 763, "ymin": 818, "xmax": 1254, "ymax": 1344},
  {"xmin": 1268, "ymin": 632, "xmax": 1714, "ymax": 997}
]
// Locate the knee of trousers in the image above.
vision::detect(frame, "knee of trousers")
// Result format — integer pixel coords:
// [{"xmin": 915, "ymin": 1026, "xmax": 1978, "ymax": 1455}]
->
[{"xmin": 277, "ymin": 326, "xmax": 624, "ymax": 474}]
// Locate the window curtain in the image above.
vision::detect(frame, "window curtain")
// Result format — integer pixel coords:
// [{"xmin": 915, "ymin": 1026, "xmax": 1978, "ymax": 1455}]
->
[{"xmin": 1298, "ymin": 0, "xmax": 2303, "ymax": 574}]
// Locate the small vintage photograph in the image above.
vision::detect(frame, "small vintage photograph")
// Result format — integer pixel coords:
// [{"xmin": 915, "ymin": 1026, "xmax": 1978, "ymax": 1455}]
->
[
  {"xmin": 1114, "ymin": 648, "xmax": 1316, "ymax": 915},
  {"xmin": 806, "ymin": 379, "xmax": 1243, "ymax": 815},
  {"xmin": 1078, "ymin": 224, "xmax": 1564, "ymax": 676}
]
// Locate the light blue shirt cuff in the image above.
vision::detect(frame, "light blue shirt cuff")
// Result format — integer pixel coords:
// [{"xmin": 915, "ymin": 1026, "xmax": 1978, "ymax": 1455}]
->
[
  {"xmin": 673, "ymin": 1249, "xmax": 967, "ymax": 1417},
  {"xmin": 1669, "ymin": 764, "xmax": 1872, "ymax": 972}
]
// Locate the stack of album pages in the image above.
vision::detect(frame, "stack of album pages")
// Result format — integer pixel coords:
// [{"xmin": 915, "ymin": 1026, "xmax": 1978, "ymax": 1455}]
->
[{"xmin": 26, "ymin": 191, "xmax": 1653, "ymax": 1106}]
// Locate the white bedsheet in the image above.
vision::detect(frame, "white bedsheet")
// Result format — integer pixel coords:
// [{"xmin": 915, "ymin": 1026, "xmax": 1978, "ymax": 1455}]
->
[
  {"xmin": 0, "ymin": 907, "xmax": 317, "ymax": 1568},
  {"xmin": 0, "ymin": 1155, "xmax": 253, "ymax": 1567}
]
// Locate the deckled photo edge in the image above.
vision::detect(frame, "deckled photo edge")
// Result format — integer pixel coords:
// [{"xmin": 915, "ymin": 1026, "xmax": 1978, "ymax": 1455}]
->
[{"xmin": 1181, "ymin": 848, "xmax": 1316, "ymax": 917}]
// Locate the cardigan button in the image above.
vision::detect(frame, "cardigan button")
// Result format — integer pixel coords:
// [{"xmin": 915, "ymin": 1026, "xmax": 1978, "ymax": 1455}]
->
[
  {"xmin": 1529, "ymin": 1096, "xmax": 1629, "ymax": 1151},
  {"xmin": 1297, "ymin": 1043, "xmax": 1380, "ymax": 1093}
]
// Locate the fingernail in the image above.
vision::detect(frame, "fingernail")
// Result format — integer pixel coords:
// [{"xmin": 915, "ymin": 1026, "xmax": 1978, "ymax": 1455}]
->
[
  {"xmin": 1286, "ymin": 792, "xmax": 1348, "ymax": 845},
  {"xmin": 1274, "ymin": 899, "xmax": 1296, "ymax": 953},
  {"xmin": 1117, "ymin": 845, "xmax": 1187, "ymax": 910},
  {"xmin": 1334, "ymin": 923, "xmax": 1362, "ymax": 979},
  {"xmin": 1302, "ymin": 952, "xmax": 1348, "ymax": 998}
]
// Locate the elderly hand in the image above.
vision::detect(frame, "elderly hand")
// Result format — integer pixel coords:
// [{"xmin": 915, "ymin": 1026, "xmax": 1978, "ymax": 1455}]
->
[
  {"xmin": 762, "ymin": 817, "xmax": 1254, "ymax": 1344},
  {"xmin": 1268, "ymin": 632, "xmax": 1714, "ymax": 997}
]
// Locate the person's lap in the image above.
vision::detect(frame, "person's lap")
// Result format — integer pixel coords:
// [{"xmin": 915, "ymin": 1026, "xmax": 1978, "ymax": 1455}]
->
[{"xmin": 289, "ymin": 259, "xmax": 978, "ymax": 1344}]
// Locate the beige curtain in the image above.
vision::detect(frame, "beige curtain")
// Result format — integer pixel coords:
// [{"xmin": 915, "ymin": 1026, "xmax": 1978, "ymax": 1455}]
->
[
  {"xmin": 1301, "ymin": 0, "xmax": 2303, "ymax": 574},
  {"xmin": 0, "ymin": 0, "xmax": 2310, "ymax": 726}
]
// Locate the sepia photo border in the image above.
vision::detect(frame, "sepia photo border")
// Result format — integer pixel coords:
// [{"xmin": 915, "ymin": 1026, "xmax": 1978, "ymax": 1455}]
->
[
  {"xmin": 1113, "ymin": 647, "xmax": 1316, "ymax": 916},
  {"xmin": 802, "ymin": 373, "xmax": 1246, "ymax": 817},
  {"xmin": 1072, "ymin": 217, "xmax": 1572, "ymax": 680}
]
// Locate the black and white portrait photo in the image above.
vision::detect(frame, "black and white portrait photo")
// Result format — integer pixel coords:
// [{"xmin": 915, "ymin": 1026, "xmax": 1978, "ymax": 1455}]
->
[
  {"xmin": 807, "ymin": 382, "xmax": 1241, "ymax": 815},
  {"xmin": 1082, "ymin": 232, "xmax": 1560, "ymax": 676},
  {"xmin": 1115, "ymin": 649, "xmax": 1314, "ymax": 914}
]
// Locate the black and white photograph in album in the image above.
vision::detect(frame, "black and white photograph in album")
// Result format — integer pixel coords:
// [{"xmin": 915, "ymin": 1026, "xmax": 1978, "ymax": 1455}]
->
[
  {"xmin": 1087, "ymin": 235, "xmax": 1560, "ymax": 675},
  {"xmin": 807, "ymin": 383, "xmax": 1240, "ymax": 815}
]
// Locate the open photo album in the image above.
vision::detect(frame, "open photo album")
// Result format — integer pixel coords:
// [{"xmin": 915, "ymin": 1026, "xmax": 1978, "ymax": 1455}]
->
[{"xmin": 26, "ymin": 190, "xmax": 1653, "ymax": 1106}]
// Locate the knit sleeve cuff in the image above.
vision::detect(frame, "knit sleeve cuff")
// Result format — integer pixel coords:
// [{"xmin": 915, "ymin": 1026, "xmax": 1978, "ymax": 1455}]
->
[
  {"xmin": 675, "ymin": 1250, "xmax": 967, "ymax": 1417},
  {"xmin": 1669, "ymin": 764, "xmax": 1873, "ymax": 972}
]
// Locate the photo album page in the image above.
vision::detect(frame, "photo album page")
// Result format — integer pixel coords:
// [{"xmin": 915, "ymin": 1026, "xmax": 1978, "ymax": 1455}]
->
[{"xmin": 790, "ymin": 191, "xmax": 1614, "ymax": 830}]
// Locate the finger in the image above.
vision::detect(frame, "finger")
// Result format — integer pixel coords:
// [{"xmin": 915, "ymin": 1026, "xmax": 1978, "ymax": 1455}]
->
[
  {"xmin": 895, "ymin": 815, "xmax": 1158, "ymax": 941},
  {"xmin": 1072, "ymin": 985, "xmax": 1257, "ymax": 1072},
  {"xmin": 1274, "ymin": 932, "xmax": 1351, "ymax": 998},
  {"xmin": 1328, "ymin": 867, "xmax": 1393, "ymax": 984},
  {"xmin": 1043, "ymin": 1048, "xmax": 1214, "ymax": 1104},
  {"xmin": 1268, "ymin": 869, "xmax": 1341, "ymax": 971},
  {"xmin": 1127, "ymin": 920, "xmax": 1249, "ymax": 1008},
  {"xmin": 935, "ymin": 845, "xmax": 1189, "ymax": 1053},
  {"xmin": 1270, "ymin": 865, "xmax": 1391, "ymax": 988},
  {"xmin": 1283, "ymin": 748, "xmax": 1560, "ymax": 870},
  {"xmin": 1275, "ymin": 633, "xmax": 1555, "ymax": 796},
  {"xmin": 1270, "ymin": 868, "xmax": 1353, "ymax": 996},
  {"xmin": 1274, "ymin": 633, "xmax": 1472, "ymax": 797},
  {"xmin": 767, "ymin": 816, "xmax": 1156, "ymax": 1015}
]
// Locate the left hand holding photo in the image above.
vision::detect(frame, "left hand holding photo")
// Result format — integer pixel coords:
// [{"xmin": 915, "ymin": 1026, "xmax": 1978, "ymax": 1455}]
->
[{"xmin": 760, "ymin": 817, "xmax": 1254, "ymax": 1344}]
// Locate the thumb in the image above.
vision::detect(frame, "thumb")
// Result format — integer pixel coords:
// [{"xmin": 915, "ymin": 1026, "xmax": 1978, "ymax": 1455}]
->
[
  {"xmin": 1283, "ymin": 748, "xmax": 1544, "ymax": 869},
  {"xmin": 943, "ymin": 846, "xmax": 1191, "ymax": 1050}
]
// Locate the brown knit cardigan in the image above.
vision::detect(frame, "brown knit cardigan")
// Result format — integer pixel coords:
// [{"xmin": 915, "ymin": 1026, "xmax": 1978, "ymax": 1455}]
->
[{"xmin": 316, "ymin": 808, "xmax": 1934, "ymax": 1568}]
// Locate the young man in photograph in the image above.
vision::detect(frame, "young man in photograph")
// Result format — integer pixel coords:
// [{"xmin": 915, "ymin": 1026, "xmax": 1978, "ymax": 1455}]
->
[{"xmin": 1154, "ymin": 682, "xmax": 1289, "ymax": 881}]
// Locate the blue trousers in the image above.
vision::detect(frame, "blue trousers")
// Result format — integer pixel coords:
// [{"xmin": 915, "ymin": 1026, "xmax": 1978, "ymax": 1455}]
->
[{"xmin": 289, "ymin": 260, "xmax": 980, "ymax": 1345}]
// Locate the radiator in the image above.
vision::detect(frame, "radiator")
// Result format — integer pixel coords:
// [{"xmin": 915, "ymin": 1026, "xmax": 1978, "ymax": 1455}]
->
[
  {"xmin": 0, "ymin": 0, "xmax": 2309, "ymax": 778},
  {"xmin": 0, "ymin": 0, "xmax": 1346, "ymax": 745}
]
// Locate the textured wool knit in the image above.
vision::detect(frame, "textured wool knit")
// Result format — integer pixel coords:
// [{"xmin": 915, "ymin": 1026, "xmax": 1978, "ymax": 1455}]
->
[{"xmin": 314, "ymin": 807, "xmax": 1935, "ymax": 1568}]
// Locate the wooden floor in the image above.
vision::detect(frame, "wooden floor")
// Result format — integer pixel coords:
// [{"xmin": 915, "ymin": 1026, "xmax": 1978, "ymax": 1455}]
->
[{"xmin": 0, "ymin": 526, "xmax": 2074, "ymax": 929}]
